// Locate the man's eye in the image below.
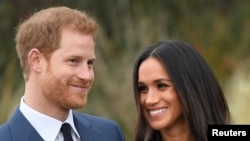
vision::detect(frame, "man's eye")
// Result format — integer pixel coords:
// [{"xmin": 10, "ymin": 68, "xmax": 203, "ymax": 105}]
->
[
  {"xmin": 69, "ymin": 59, "xmax": 78, "ymax": 64},
  {"xmin": 88, "ymin": 60, "xmax": 94, "ymax": 66},
  {"xmin": 88, "ymin": 60, "xmax": 95, "ymax": 68}
]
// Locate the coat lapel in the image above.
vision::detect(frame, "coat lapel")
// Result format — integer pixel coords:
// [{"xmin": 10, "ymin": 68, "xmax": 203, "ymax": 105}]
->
[
  {"xmin": 8, "ymin": 108, "xmax": 104, "ymax": 141},
  {"xmin": 73, "ymin": 113, "xmax": 102, "ymax": 141},
  {"xmin": 8, "ymin": 108, "xmax": 44, "ymax": 141}
]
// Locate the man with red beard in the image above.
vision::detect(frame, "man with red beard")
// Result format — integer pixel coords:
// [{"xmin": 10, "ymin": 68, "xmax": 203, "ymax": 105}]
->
[{"xmin": 0, "ymin": 6, "xmax": 125, "ymax": 141}]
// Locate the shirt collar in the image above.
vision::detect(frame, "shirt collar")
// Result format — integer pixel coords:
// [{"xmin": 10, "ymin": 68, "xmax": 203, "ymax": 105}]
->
[
  {"xmin": 64, "ymin": 110, "xmax": 81, "ymax": 139},
  {"xmin": 19, "ymin": 97, "xmax": 80, "ymax": 140}
]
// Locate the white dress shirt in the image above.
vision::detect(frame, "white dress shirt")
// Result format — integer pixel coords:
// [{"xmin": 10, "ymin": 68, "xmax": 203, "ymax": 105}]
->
[{"xmin": 19, "ymin": 97, "xmax": 81, "ymax": 141}]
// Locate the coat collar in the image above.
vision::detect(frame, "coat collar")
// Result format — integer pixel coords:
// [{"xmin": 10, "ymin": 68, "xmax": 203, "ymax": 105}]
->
[
  {"xmin": 8, "ymin": 108, "xmax": 103, "ymax": 141},
  {"xmin": 8, "ymin": 108, "xmax": 44, "ymax": 141},
  {"xmin": 73, "ymin": 112, "xmax": 102, "ymax": 141}
]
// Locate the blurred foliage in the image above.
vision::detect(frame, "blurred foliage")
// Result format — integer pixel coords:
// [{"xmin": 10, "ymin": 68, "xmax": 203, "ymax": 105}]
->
[{"xmin": 1, "ymin": 0, "xmax": 250, "ymax": 140}]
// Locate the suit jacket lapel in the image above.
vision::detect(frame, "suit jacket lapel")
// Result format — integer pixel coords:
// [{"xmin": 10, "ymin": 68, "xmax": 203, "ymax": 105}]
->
[
  {"xmin": 8, "ymin": 108, "xmax": 44, "ymax": 141},
  {"xmin": 9, "ymin": 108, "xmax": 104, "ymax": 141},
  {"xmin": 73, "ymin": 113, "xmax": 102, "ymax": 141}
]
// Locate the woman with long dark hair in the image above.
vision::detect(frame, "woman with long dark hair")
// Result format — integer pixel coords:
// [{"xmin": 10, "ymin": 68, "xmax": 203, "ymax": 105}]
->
[{"xmin": 133, "ymin": 40, "xmax": 230, "ymax": 141}]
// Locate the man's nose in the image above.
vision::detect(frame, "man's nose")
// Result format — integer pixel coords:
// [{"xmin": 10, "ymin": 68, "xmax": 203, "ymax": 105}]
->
[{"xmin": 77, "ymin": 64, "xmax": 94, "ymax": 81}]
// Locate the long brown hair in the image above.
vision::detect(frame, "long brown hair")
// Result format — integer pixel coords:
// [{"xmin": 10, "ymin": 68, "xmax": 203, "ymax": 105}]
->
[{"xmin": 133, "ymin": 40, "xmax": 230, "ymax": 141}]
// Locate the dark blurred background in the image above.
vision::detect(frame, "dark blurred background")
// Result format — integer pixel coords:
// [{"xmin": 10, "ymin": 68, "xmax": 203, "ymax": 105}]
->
[{"xmin": 1, "ymin": 0, "xmax": 250, "ymax": 140}]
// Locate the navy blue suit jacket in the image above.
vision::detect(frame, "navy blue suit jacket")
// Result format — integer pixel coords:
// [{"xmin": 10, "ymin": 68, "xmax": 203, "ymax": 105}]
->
[{"xmin": 0, "ymin": 108, "xmax": 126, "ymax": 141}]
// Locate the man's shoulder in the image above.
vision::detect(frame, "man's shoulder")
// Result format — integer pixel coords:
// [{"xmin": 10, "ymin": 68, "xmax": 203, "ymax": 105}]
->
[
  {"xmin": 0, "ymin": 122, "xmax": 12, "ymax": 140},
  {"xmin": 0, "ymin": 122, "xmax": 10, "ymax": 132},
  {"xmin": 73, "ymin": 111, "xmax": 117, "ymax": 125},
  {"xmin": 72, "ymin": 111, "xmax": 125, "ymax": 141}
]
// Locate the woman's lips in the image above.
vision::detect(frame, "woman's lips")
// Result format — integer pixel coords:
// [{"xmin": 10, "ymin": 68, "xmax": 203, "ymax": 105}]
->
[{"xmin": 148, "ymin": 108, "xmax": 167, "ymax": 117}]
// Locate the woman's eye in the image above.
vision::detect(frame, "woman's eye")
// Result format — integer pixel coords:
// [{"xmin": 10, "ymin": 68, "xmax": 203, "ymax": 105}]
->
[
  {"xmin": 158, "ymin": 83, "xmax": 168, "ymax": 90},
  {"xmin": 138, "ymin": 86, "xmax": 148, "ymax": 94}
]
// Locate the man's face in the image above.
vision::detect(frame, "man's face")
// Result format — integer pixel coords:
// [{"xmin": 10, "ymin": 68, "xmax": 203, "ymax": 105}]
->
[{"xmin": 40, "ymin": 28, "xmax": 95, "ymax": 110}]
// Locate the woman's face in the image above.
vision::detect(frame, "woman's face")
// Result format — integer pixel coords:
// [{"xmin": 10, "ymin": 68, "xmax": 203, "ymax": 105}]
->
[{"xmin": 138, "ymin": 57, "xmax": 184, "ymax": 131}]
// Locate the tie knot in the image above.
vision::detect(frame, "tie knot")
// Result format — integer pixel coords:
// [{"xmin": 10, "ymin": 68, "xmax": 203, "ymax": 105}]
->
[{"xmin": 61, "ymin": 123, "xmax": 73, "ymax": 141}]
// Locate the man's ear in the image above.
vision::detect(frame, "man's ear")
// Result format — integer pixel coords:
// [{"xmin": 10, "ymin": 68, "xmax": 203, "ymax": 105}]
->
[{"xmin": 28, "ymin": 48, "xmax": 43, "ymax": 72}]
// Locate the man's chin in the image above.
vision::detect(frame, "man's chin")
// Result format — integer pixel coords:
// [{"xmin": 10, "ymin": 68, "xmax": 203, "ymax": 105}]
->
[{"xmin": 68, "ymin": 101, "xmax": 87, "ymax": 109}]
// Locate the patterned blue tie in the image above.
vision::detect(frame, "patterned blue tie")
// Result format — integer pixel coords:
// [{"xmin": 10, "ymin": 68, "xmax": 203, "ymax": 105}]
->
[{"xmin": 61, "ymin": 123, "xmax": 73, "ymax": 141}]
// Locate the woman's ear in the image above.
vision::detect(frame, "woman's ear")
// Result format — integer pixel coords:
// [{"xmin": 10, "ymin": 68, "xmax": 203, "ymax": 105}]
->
[{"xmin": 28, "ymin": 48, "xmax": 43, "ymax": 72}]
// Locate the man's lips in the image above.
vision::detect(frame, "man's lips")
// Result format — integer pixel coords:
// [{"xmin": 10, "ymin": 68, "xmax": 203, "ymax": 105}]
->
[
  {"xmin": 72, "ymin": 84, "xmax": 87, "ymax": 88},
  {"xmin": 71, "ymin": 84, "xmax": 89, "ymax": 92}
]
